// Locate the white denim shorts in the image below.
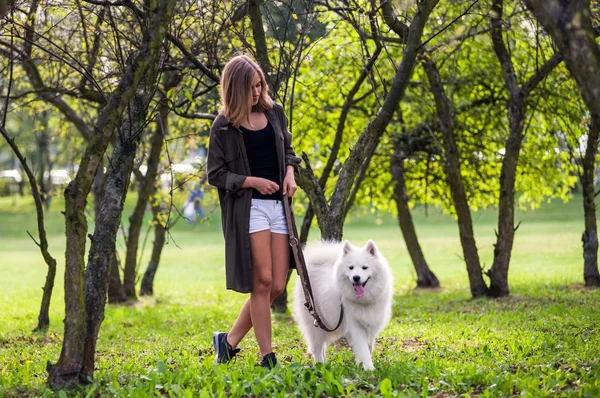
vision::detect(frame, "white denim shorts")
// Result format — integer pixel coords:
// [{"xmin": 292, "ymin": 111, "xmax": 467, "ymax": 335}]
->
[{"xmin": 249, "ymin": 198, "xmax": 289, "ymax": 235}]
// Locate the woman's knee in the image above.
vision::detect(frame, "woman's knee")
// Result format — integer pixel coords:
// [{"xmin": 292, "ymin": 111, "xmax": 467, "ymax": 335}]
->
[
  {"xmin": 254, "ymin": 273, "xmax": 273, "ymax": 293},
  {"xmin": 270, "ymin": 281, "xmax": 286, "ymax": 300}
]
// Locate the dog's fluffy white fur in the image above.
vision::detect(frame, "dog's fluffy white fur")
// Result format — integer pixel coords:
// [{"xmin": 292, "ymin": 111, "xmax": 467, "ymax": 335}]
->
[{"xmin": 292, "ymin": 240, "xmax": 393, "ymax": 370}]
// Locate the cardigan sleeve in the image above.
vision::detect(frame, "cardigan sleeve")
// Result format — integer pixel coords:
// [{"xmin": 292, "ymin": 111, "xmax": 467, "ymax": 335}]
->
[{"xmin": 207, "ymin": 123, "xmax": 247, "ymax": 194}]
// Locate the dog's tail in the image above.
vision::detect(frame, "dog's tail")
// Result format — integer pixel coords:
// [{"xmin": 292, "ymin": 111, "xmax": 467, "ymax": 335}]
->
[{"xmin": 302, "ymin": 240, "xmax": 342, "ymax": 268}]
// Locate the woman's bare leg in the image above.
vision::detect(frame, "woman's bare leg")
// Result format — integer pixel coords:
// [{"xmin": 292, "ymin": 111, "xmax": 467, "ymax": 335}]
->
[
  {"xmin": 226, "ymin": 232, "xmax": 290, "ymax": 352},
  {"xmin": 270, "ymin": 232, "xmax": 290, "ymax": 298}
]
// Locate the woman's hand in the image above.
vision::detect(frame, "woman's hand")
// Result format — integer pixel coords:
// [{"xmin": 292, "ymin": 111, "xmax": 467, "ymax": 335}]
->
[
  {"xmin": 246, "ymin": 177, "xmax": 279, "ymax": 195},
  {"xmin": 282, "ymin": 167, "xmax": 297, "ymax": 197}
]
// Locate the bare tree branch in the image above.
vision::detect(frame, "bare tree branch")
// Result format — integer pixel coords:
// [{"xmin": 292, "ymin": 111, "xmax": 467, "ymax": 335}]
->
[
  {"xmin": 490, "ymin": 0, "xmax": 519, "ymax": 95},
  {"xmin": 172, "ymin": 111, "xmax": 216, "ymax": 120},
  {"xmin": 380, "ymin": 0, "xmax": 409, "ymax": 40},
  {"xmin": 167, "ymin": 33, "xmax": 220, "ymax": 83},
  {"xmin": 78, "ymin": 7, "xmax": 106, "ymax": 90},
  {"xmin": 0, "ymin": 125, "xmax": 58, "ymax": 330},
  {"xmin": 522, "ymin": 53, "xmax": 563, "ymax": 97}
]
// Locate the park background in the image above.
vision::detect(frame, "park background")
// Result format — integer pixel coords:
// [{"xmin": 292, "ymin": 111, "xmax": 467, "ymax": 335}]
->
[{"xmin": 1, "ymin": 0, "xmax": 600, "ymax": 396}]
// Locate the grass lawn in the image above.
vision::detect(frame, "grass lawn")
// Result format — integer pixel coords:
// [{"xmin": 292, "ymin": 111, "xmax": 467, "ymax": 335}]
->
[{"xmin": 0, "ymin": 192, "xmax": 599, "ymax": 397}]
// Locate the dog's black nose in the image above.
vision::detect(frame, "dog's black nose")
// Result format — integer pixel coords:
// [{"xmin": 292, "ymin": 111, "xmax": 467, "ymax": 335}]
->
[{"xmin": 353, "ymin": 275, "xmax": 361, "ymax": 283}]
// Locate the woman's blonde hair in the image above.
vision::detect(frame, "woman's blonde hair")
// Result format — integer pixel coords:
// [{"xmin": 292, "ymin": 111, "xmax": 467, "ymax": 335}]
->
[{"xmin": 220, "ymin": 54, "xmax": 273, "ymax": 127}]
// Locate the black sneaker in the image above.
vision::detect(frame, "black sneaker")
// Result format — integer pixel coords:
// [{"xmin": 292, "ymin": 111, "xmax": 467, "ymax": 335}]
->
[
  {"xmin": 260, "ymin": 352, "xmax": 277, "ymax": 369},
  {"xmin": 212, "ymin": 332, "xmax": 240, "ymax": 364}
]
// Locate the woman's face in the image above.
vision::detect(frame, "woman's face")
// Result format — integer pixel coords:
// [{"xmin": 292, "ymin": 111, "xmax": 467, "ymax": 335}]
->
[{"xmin": 251, "ymin": 72, "xmax": 262, "ymax": 106}]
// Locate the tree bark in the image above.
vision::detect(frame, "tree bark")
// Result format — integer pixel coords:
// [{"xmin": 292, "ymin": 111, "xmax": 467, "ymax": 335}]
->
[
  {"xmin": 47, "ymin": 0, "xmax": 176, "ymax": 387},
  {"xmin": 83, "ymin": 92, "xmax": 146, "ymax": 378},
  {"xmin": 107, "ymin": 251, "xmax": 126, "ymax": 303},
  {"xmin": 36, "ymin": 112, "xmax": 52, "ymax": 209},
  {"xmin": 523, "ymin": 0, "xmax": 600, "ymax": 288},
  {"xmin": 391, "ymin": 135, "xmax": 439, "ymax": 288},
  {"xmin": 581, "ymin": 118, "xmax": 600, "ymax": 287},
  {"xmin": 123, "ymin": 75, "xmax": 178, "ymax": 299},
  {"xmin": 95, "ymin": 163, "xmax": 127, "ymax": 303}
]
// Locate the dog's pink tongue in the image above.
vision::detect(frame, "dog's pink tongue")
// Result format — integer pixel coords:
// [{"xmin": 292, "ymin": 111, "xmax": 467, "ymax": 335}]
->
[{"xmin": 354, "ymin": 284, "xmax": 365, "ymax": 297}]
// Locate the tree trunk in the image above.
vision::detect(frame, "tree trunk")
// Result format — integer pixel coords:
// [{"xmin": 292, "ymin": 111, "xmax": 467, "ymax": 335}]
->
[
  {"xmin": 581, "ymin": 118, "xmax": 600, "ymax": 287},
  {"xmin": 140, "ymin": 197, "xmax": 167, "ymax": 296},
  {"xmin": 48, "ymin": 161, "xmax": 89, "ymax": 388},
  {"xmin": 523, "ymin": 0, "xmax": 600, "ymax": 288},
  {"xmin": 34, "ymin": 255, "xmax": 57, "ymax": 332},
  {"xmin": 96, "ymin": 162, "xmax": 127, "ymax": 304},
  {"xmin": 488, "ymin": 0, "xmax": 561, "ymax": 297},
  {"xmin": 83, "ymin": 94, "xmax": 145, "ymax": 378},
  {"xmin": 47, "ymin": 0, "xmax": 176, "ymax": 387},
  {"xmin": 487, "ymin": 103, "xmax": 523, "ymax": 297},
  {"xmin": 123, "ymin": 74, "xmax": 177, "ymax": 299},
  {"xmin": 299, "ymin": 206, "xmax": 314, "ymax": 245},
  {"xmin": 36, "ymin": 111, "xmax": 51, "ymax": 209},
  {"xmin": 91, "ymin": 162, "xmax": 105, "ymax": 225},
  {"xmin": 422, "ymin": 58, "xmax": 487, "ymax": 296},
  {"xmin": 391, "ymin": 136, "xmax": 439, "ymax": 288},
  {"xmin": 107, "ymin": 252, "xmax": 126, "ymax": 303},
  {"xmin": 487, "ymin": 0, "xmax": 524, "ymax": 298}
]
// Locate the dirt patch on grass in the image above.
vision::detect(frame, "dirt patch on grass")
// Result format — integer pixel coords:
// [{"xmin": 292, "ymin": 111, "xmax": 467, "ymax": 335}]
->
[
  {"xmin": 0, "ymin": 332, "xmax": 61, "ymax": 347},
  {"xmin": 401, "ymin": 337, "xmax": 429, "ymax": 352}
]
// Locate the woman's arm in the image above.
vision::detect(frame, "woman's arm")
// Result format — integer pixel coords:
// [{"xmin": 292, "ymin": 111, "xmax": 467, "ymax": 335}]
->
[{"xmin": 242, "ymin": 176, "xmax": 280, "ymax": 195}]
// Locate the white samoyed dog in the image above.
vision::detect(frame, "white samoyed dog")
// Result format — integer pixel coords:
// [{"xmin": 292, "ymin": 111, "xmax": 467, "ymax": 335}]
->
[{"xmin": 292, "ymin": 240, "xmax": 393, "ymax": 370}]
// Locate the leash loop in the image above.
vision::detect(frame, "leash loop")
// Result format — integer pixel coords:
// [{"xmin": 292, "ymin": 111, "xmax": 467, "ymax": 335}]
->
[{"xmin": 283, "ymin": 197, "xmax": 344, "ymax": 332}]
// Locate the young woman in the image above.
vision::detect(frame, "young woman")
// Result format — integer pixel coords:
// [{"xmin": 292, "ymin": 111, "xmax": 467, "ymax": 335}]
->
[{"xmin": 207, "ymin": 54, "xmax": 301, "ymax": 369}]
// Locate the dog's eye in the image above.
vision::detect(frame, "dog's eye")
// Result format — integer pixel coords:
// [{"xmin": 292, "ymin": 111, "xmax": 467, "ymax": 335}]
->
[
  {"xmin": 349, "ymin": 266, "xmax": 354, "ymax": 270},
  {"xmin": 362, "ymin": 266, "xmax": 368, "ymax": 270}
]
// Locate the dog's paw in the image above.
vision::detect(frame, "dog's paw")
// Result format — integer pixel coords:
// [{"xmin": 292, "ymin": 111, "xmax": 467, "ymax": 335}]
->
[{"xmin": 361, "ymin": 362, "xmax": 375, "ymax": 371}]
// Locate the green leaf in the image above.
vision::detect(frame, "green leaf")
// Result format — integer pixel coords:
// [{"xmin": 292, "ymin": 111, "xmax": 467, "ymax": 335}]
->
[{"xmin": 379, "ymin": 378, "xmax": 393, "ymax": 397}]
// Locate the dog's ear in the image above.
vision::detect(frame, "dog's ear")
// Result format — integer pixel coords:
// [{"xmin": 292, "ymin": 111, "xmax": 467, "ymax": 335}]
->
[
  {"xmin": 343, "ymin": 240, "xmax": 352, "ymax": 256},
  {"xmin": 365, "ymin": 240, "xmax": 378, "ymax": 257}
]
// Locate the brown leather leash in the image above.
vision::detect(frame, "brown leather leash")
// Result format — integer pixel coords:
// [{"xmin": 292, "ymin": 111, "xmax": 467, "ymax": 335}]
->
[{"xmin": 282, "ymin": 196, "xmax": 343, "ymax": 332}]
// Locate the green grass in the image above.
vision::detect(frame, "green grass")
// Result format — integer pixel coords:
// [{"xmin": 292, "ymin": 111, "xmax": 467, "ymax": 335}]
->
[{"xmin": 0, "ymin": 193, "xmax": 599, "ymax": 397}]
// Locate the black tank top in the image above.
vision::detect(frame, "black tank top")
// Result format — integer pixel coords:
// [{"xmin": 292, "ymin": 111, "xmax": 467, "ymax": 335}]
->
[{"xmin": 240, "ymin": 120, "xmax": 281, "ymax": 200}]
